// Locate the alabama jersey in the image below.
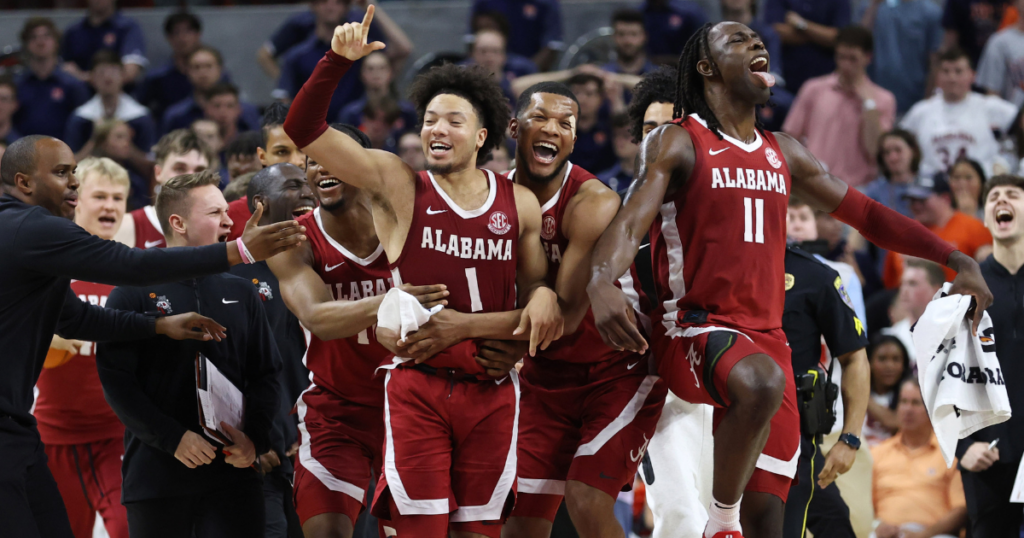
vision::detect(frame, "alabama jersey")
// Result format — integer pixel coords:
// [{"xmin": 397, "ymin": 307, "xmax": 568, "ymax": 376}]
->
[
  {"xmin": 129, "ymin": 205, "xmax": 166, "ymax": 249},
  {"xmin": 299, "ymin": 207, "xmax": 393, "ymax": 405},
  {"xmin": 651, "ymin": 114, "xmax": 792, "ymax": 334},
  {"xmin": 509, "ymin": 162, "xmax": 648, "ymax": 364},
  {"xmin": 387, "ymin": 169, "xmax": 519, "ymax": 374},
  {"xmin": 35, "ymin": 280, "xmax": 124, "ymax": 445}
]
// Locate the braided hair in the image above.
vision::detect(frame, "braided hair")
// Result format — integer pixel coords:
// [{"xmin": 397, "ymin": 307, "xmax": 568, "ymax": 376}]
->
[{"xmin": 674, "ymin": 22, "xmax": 767, "ymax": 141}]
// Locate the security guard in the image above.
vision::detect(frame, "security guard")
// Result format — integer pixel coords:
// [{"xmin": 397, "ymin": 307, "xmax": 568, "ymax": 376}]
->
[{"xmin": 780, "ymin": 245, "xmax": 870, "ymax": 538}]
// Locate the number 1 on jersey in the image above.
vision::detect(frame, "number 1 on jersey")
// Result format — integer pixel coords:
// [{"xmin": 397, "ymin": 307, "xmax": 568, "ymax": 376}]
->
[
  {"xmin": 465, "ymin": 267, "xmax": 483, "ymax": 312},
  {"xmin": 743, "ymin": 197, "xmax": 764, "ymax": 244}
]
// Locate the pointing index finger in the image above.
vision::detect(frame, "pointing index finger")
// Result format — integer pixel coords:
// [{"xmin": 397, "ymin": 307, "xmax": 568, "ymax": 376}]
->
[{"xmin": 361, "ymin": 4, "xmax": 375, "ymax": 41}]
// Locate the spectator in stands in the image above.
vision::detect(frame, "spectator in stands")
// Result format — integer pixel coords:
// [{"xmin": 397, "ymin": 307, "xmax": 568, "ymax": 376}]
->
[
  {"xmin": 881, "ymin": 258, "xmax": 945, "ymax": 363},
  {"xmin": 863, "ymin": 334, "xmax": 910, "ymax": 447},
  {"xmin": 397, "ymin": 131, "xmax": 425, "ymax": 172},
  {"xmin": 766, "ymin": 0, "xmax": 851, "ymax": 92},
  {"xmin": 0, "ymin": 76, "xmax": 20, "ymax": 146},
  {"xmin": 65, "ymin": 51, "xmax": 156, "ymax": 155},
  {"xmin": 470, "ymin": 0, "xmax": 564, "ymax": 71},
  {"xmin": 136, "ymin": 12, "xmax": 203, "ymax": 122},
  {"xmin": 84, "ymin": 119, "xmax": 151, "ymax": 211},
  {"xmin": 1007, "ymin": 106, "xmax": 1024, "ymax": 173},
  {"xmin": 949, "ymin": 157, "xmax": 987, "ymax": 218},
  {"xmin": 872, "ymin": 379, "xmax": 968, "ymax": 538},
  {"xmin": 604, "ymin": 9, "xmax": 655, "ymax": 79},
  {"xmin": 478, "ymin": 143, "xmax": 511, "ymax": 174},
  {"xmin": 597, "ymin": 113, "xmax": 636, "ymax": 193},
  {"xmin": 61, "ymin": 0, "xmax": 147, "ymax": 83},
  {"xmin": 461, "ymin": 26, "xmax": 538, "ymax": 104},
  {"xmin": 336, "ymin": 52, "xmax": 416, "ymax": 132},
  {"xmin": 162, "ymin": 46, "xmax": 260, "ymax": 135},
  {"xmin": 900, "ymin": 48, "xmax": 1018, "ymax": 179},
  {"xmin": 568, "ymin": 73, "xmax": 618, "ymax": 174},
  {"xmin": 114, "ymin": 129, "xmax": 215, "ymax": 249},
  {"xmin": 275, "ymin": 0, "xmax": 411, "ymax": 122},
  {"xmin": 191, "ymin": 119, "xmax": 223, "ymax": 156},
  {"xmin": 859, "ymin": 0, "xmax": 944, "ymax": 115},
  {"xmin": 783, "ymin": 26, "xmax": 896, "ymax": 188},
  {"xmin": 977, "ymin": 0, "xmax": 1024, "ymax": 107},
  {"xmin": 14, "ymin": 18, "xmax": 90, "ymax": 139},
  {"xmin": 883, "ymin": 174, "xmax": 993, "ymax": 287},
  {"xmin": 942, "ymin": 0, "xmax": 1012, "ymax": 68},
  {"xmin": 865, "ymin": 129, "xmax": 921, "ymax": 218},
  {"xmin": 257, "ymin": 2, "xmax": 318, "ymax": 81},
  {"xmin": 642, "ymin": 0, "xmax": 708, "ymax": 66},
  {"xmin": 200, "ymin": 83, "xmax": 252, "ymax": 149},
  {"xmin": 225, "ymin": 131, "xmax": 263, "ymax": 182},
  {"xmin": 360, "ymin": 97, "xmax": 403, "ymax": 152}
]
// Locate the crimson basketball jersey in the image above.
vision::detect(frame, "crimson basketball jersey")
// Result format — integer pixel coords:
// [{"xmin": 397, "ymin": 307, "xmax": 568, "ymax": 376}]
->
[
  {"xmin": 508, "ymin": 162, "xmax": 648, "ymax": 364},
  {"xmin": 299, "ymin": 207, "xmax": 394, "ymax": 406},
  {"xmin": 34, "ymin": 281, "xmax": 125, "ymax": 445},
  {"xmin": 130, "ymin": 205, "xmax": 166, "ymax": 249},
  {"xmin": 388, "ymin": 169, "xmax": 519, "ymax": 374},
  {"xmin": 651, "ymin": 114, "xmax": 792, "ymax": 333}
]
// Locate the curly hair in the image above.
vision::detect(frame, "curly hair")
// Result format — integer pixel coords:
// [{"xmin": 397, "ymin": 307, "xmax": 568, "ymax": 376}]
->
[
  {"xmin": 407, "ymin": 64, "xmax": 510, "ymax": 158},
  {"xmin": 628, "ymin": 66, "xmax": 677, "ymax": 143},
  {"xmin": 675, "ymin": 23, "xmax": 765, "ymax": 140}
]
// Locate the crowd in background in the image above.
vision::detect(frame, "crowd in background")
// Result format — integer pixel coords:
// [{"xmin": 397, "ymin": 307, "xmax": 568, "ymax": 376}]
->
[{"xmin": 3, "ymin": 0, "xmax": 1024, "ymax": 536}]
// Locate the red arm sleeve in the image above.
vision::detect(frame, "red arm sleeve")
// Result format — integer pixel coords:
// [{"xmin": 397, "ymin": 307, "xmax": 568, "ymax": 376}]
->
[
  {"xmin": 830, "ymin": 186, "xmax": 956, "ymax": 266},
  {"xmin": 282, "ymin": 50, "xmax": 354, "ymax": 149}
]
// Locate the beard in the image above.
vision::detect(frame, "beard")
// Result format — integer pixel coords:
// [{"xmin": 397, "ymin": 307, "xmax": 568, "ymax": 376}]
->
[
  {"xmin": 522, "ymin": 156, "xmax": 569, "ymax": 184},
  {"xmin": 320, "ymin": 197, "xmax": 347, "ymax": 213},
  {"xmin": 426, "ymin": 161, "xmax": 455, "ymax": 175}
]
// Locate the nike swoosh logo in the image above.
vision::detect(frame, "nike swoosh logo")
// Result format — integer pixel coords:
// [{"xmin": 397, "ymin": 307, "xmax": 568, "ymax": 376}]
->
[
  {"xmin": 627, "ymin": 361, "xmax": 640, "ymax": 370},
  {"xmin": 426, "ymin": 206, "xmax": 447, "ymax": 215},
  {"xmin": 709, "ymin": 147, "xmax": 730, "ymax": 156},
  {"xmin": 639, "ymin": 243, "xmax": 650, "ymax": 250},
  {"xmin": 495, "ymin": 377, "xmax": 507, "ymax": 385},
  {"xmin": 144, "ymin": 240, "xmax": 162, "ymax": 248},
  {"xmin": 599, "ymin": 472, "xmax": 616, "ymax": 480},
  {"xmin": 222, "ymin": 299, "xmax": 238, "ymax": 304},
  {"xmin": 325, "ymin": 262, "xmax": 345, "ymax": 272}
]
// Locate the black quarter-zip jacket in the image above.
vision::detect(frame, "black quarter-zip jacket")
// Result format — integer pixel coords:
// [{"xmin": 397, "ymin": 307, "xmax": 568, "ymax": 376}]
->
[
  {"xmin": 956, "ymin": 255, "xmax": 1024, "ymax": 465},
  {"xmin": 97, "ymin": 273, "xmax": 281, "ymax": 502},
  {"xmin": 0, "ymin": 195, "xmax": 228, "ymax": 426}
]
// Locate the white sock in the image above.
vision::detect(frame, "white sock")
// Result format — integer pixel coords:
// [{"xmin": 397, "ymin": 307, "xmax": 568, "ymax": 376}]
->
[{"xmin": 704, "ymin": 496, "xmax": 743, "ymax": 538}]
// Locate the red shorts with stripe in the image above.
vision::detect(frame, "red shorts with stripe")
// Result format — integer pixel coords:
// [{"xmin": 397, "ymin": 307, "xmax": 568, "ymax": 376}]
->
[
  {"xmin": 371, "ymin": 367, "xmax": 519, "ymax": 533},
  {"xmin": 653, "ymin": 319, "xmax": 800, "ymax": 501},
  {"xmin": 511, "ymin": 356, "xmax": 667, "ymax": 522},
  {"xmin": 45, "ymin": 437, "xmax": 129, "ymax": 538},
  {"xmin": 293, "ymin": 383, "xmax": 384, "ymax": 526}
]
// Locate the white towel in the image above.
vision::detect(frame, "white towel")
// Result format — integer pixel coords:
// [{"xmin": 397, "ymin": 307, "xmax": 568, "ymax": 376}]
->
[
  {"xmin": 913, "ymin": 283, "xmax": 1011, "ymax": 467},
  {"xmin": 375, "ymin": 287, "xmax": 444, "ymax": 369}
]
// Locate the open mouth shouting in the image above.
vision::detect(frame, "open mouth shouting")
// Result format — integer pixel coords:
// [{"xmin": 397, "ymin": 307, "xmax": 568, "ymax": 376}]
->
[
  {"xmin": 532, "ymin": 141, "xmax": 559, "ymax": 165},
  {"xmin": 994, "ymin": 205, "xmax": 1015, "ymax": 232},
  {"xmin": 292, "ymin": 203, "xmax": 315, "ymax": 218},
  {"xmin": 217, "ymin": 231, "xmax": 230, "ymax": 243},
  {"xmin": 749, "ymin": 55, "xmax": 775, "ymax": 88},
  {"xmin": 429, "ymin": 140, "xmax": 453, "ymax": 159},
  {"xmin": 98, "ymin": 215, "xmax": 116, "ymax": 226}
]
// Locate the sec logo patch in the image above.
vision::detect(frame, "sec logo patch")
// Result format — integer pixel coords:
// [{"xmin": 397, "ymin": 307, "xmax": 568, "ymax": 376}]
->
[
  {"xmin": 765, "ymin": 147, "xmax": 782, "ymax": 169},
  {"xmin": 488, "ymin": 211, "xmax": 511, "ymax": 235},
  {"xmin": 541, "ymin": 215, "xmax": 556, "ymax": 240}
]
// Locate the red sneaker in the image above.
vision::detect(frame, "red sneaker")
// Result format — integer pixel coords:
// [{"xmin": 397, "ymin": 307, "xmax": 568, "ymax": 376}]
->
[{"xmin": 709, "ymin": 533, "xmax": 744, "ymax": 538}]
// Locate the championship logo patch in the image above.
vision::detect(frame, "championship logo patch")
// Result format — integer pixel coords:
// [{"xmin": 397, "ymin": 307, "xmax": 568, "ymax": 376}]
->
[
  {"xmin": 153, "ymin": 295, "xmax": 173, "ymax": 315},
  {"xmin": 785, "ymin": 273, "xmax": 795, "ymax": 291},
  {"xmin": 765, "ymin": 147, "xmax": 782, "ymax": 169},
  {"xmin": 488, "ymin": 211, "xmax": 511, "ymax": 235},
  {"xmin": 834, "ymin": 276, "xmax": 855, "ymax": 310},
  {"xmin": 541, "ymin": 215, "xmax": 557, "ymax": 240}
]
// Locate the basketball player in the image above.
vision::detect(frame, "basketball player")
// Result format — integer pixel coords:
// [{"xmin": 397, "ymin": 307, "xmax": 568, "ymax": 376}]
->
[
  {"xmin": 283, "ymin": 7, "xmax": 562, "ymax": 536},
  {"xmin": 266, "ymin": 125, "xmax": 448, "ymax": 538},
  {"xmin": 586, "ymin": 22, "xmax": 993, "ymax": 538},
  {"xmin": 626, "ymin": 67, "xmax": 717, "ymax": 538},
  {"xmin": 479, "ymin": 81, "xmax": 665, "ymax": 538},
  {"xmin": 115, "ymin": 129, "xmax": 215, "ymax": 248},
  {"xmin": 35, "ymin": 157, "xmax": 133, "ymax": 538}
]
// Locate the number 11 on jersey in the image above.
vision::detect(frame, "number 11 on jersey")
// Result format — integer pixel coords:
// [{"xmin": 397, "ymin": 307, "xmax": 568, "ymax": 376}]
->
[{"xmin": 744, "ymin": 197, "xmax": 764, "ymax": 244}]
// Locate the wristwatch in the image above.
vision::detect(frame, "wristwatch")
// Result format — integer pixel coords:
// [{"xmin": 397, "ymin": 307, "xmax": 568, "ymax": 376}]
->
[{"xmin": 838, "ymin": 433, "xmax": 862, "ymax": 450}]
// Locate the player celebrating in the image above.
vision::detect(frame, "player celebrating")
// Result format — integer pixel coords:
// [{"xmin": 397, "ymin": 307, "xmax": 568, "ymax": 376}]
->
[
  {"xmin": 487, "ymin": 81, "xmax": 665, "ymax": 538},
  {"xmin": 283, "ymin": 7, "xmax": 561, "ymax": 536},
  {"xmin": 267, "ymin": 125, "xmax": 448, "ymax": 538},
  {"xmin": 587, "ymin": 22, "xmax": 993, "ymax": 538}
]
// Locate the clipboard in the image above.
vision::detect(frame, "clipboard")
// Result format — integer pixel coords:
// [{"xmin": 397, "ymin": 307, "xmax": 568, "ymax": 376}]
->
[{"xmin": 195, "ymin": 352, "xmax": 245, "ymax": 446}]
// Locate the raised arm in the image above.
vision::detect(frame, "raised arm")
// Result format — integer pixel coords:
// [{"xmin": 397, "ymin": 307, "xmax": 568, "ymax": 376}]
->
[
  {"xmin": 587, "ymin": 124, "xmax": 692, "ymax": 353},
  {"xmin": 283, "ymin": 5, "xmax": 413, "ymax": 197},
  {"xmin": 778, "ymin": 132, "xmax": 993, "ymax": 332}
]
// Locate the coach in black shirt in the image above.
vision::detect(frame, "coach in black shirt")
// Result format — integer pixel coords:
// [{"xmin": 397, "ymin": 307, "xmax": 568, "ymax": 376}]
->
[
  {"xmin": 98, "ymin": 170, "xmax": 282, "ymax": 538},
  {"xmin": 0, "ymin": 135, "xmax": 303, "ymax": 537},
  {"xmin": 956, "ymin": 175, "xmax": 1024, "ymax": 538},
  {"xmin": 780, "ymin": 245, "xmax": 870, "ymax": 538}
]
